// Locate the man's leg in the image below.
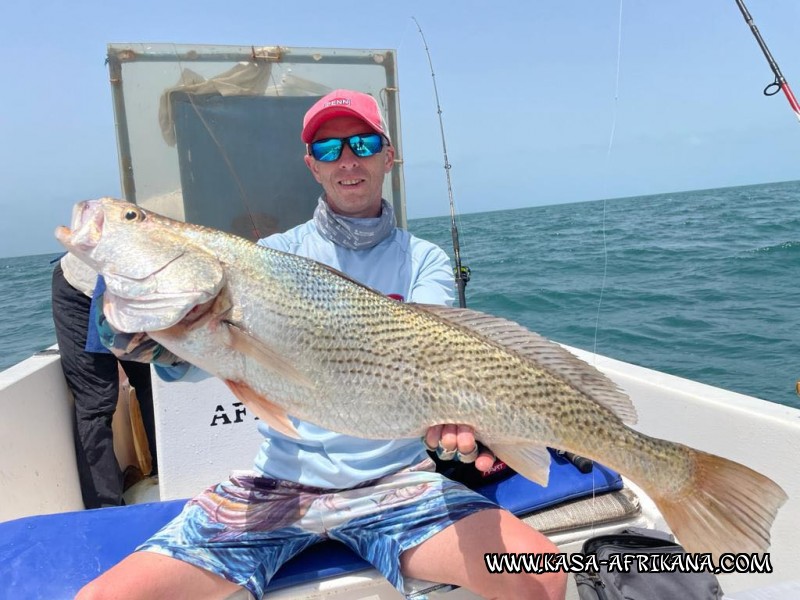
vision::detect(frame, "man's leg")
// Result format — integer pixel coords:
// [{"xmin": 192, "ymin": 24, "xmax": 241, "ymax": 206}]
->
[
  {"xmin": 78, "ymin": 473, "xmax": 324, "ymax": 600},
  {"xmin": 401, "ymin": 508, "xmax": 567, "ymax": 600},
  {"xmin": 52, "ymin": 265, "xmax": 124, "ymax": 508},
  {"xmin": 75, "ymin": 551, "xmax": 243, "ymax": 600},
  {"xmin": 325, "ymin": 459, "xmax": 567, "ymax": 600}
]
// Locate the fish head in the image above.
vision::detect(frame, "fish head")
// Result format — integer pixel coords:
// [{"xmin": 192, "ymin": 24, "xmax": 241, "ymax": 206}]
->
[{"xmin": 55, "ymin": 197, "xmax": 224, "ymax": 332}]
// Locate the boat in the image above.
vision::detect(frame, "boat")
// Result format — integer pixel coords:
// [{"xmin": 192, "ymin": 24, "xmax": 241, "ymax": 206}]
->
[{"xmin": 1, "ymin": 42, "xmax": 799, "ymax": 600}]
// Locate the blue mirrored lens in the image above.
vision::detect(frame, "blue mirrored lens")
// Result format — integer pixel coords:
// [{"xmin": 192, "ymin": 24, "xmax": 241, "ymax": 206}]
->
[
  {"xmin": 310, "ymin": 133, "xmax": 384, "ymax": 162},
  {"xmin": 349, "ymin": 133, "xmax": 383, "ymax": 157},
  {"xmin": 310, "ymin": 138, "xmax": 344, "ymax": 162}
]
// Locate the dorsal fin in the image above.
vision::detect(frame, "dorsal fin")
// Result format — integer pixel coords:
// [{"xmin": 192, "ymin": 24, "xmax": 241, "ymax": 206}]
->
[{"xmin": 414, "ymin": 304, "xmax": 638, "ymax": 425}]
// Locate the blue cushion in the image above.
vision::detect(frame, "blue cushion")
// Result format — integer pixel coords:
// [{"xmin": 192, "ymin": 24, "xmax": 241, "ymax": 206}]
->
[
  {"xmin": 476, "ymin": 450, "xmax": 622, "ymax": 515},
  {"xmin": 0, "ymin": 457, "xmax": 621, "ymax": 596},
  {"xmin": 0, "ymin": 500, "xmax": 185, "ymax": 598}
]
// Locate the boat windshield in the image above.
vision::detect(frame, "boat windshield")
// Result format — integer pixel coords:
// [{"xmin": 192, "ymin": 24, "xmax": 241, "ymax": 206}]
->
[{"xmin": 106, "ymin": 43, "xmax": 406, "ymax": 239}]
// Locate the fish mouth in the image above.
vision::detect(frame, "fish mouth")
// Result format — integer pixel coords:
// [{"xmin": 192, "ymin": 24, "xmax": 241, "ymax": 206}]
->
[{"xmin": 55, "ymin": 200, "xmax": 105, "ymax": 253}]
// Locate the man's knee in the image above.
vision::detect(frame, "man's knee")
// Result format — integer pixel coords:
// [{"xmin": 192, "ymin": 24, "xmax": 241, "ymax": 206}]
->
[
  {"xmin": 530, "ymin": 568, "xmax": 569, "ymax": 600},
  {"xmin": 491, "ymin": 535, "xmax": 567, "ymax": 600},
  {"xmin": 74, "ymin": 580, "xmax": 103, "ymax": 600}
]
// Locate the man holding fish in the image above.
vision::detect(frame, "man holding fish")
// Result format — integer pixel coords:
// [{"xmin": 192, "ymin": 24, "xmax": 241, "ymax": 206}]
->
[{"xmin": 75, "ymin": 90, "xmax": 568, "ymax": 599}]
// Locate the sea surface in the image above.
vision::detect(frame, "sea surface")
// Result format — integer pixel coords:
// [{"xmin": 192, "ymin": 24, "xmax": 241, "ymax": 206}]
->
[{"xmin": 2, "ymin": 180, "xmax": 798, "ymax": 410}]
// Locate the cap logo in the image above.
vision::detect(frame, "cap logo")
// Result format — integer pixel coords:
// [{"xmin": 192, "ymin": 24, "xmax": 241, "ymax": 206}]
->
[{"xmin": 323, "ymin": 98, "xmax": 351, "ymax": 108}]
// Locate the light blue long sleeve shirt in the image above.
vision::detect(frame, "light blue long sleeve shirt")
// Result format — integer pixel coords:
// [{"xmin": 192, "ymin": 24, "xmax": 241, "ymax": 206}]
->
[{"xmin": 250, "ymin": 219, "xmax": 455, "ymax": 488}]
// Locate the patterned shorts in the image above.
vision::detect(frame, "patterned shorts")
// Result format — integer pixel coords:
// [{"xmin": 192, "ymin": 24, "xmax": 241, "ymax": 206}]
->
[{"xmin": 138, "ymin": 458, "xmax": 498, "ymax": 598}]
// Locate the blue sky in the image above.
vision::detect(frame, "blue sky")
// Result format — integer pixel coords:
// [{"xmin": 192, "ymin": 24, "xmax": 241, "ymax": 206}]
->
[{"xmin": 1, "ymin": 0, "xmax": 798, "ymax": 258}]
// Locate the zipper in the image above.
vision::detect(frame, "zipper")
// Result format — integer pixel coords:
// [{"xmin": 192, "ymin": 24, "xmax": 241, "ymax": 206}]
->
[{"xmin": 587, "ymin": 570, "xmax": 609, "ymax": 600}]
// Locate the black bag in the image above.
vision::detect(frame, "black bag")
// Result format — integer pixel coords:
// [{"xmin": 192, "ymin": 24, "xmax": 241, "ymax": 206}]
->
[{"xmin": 574, "ymin": 528, "xmax": 724, "ymax": 600}]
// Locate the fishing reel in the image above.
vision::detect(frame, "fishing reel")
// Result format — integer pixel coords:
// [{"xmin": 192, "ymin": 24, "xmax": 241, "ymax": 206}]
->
[{"xmin": 454, "ymin": 265, "xmax": 471, "ymax": 284}]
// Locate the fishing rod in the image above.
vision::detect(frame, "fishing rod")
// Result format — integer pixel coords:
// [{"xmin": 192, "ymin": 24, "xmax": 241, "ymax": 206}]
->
[
  {"xmin": 412, "ymin": 17, "xmax": 470, "ymax": 308},
  {"xmin": 734, "ymin": 0, "xmax": 800, "ymax": 123}
]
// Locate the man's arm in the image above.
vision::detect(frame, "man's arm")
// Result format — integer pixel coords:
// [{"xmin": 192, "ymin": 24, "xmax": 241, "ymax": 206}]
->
[{"xmin": 406, "ymin": 242, "xmax": 455, "ymax": 306}]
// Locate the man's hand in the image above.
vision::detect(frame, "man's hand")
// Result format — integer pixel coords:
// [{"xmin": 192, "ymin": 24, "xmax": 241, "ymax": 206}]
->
[
  {"xmin": 95, "ymin": 297, "xmax": 183, "ymax": 366},
  {"xmin": 424, "ymin": 424, "xmax": 497, "ymax": 473}
]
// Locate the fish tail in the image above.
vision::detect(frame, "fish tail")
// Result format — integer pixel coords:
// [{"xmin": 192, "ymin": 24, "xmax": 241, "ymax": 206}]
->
[{"xmin": 650, "ymin": 449, "xmax": 787, "ymax": 560}]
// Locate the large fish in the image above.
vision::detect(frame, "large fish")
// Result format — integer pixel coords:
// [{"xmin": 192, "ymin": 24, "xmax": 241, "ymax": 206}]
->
[{"xmin": 56, "ymin": 197, "xmax": 786, "ymax": 559}]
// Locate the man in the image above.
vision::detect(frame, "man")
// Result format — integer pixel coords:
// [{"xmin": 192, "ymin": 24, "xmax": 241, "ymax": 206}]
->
[
  {"xmin": 77, "ymin": 90, "xmax": 566, "ymax": 600},
  {"xmin": 52, "ymin": 253, "xmax": 158, "ymax": 509}
]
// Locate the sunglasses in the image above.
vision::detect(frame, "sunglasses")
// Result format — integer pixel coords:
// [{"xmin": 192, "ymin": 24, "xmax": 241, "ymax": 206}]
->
[{"xmin": 308, "ymin": 133, "xmax": 386, "ymax": 162}]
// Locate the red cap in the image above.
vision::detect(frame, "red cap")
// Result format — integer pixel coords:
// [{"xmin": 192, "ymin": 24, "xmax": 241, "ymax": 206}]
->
[{"xmin": 301, "ymin": 89, "xmax": 389, "ymax": 143}]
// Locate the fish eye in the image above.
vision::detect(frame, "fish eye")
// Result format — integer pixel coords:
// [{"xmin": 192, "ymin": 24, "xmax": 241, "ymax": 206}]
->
[{"xmin": 123, "ymin": 208, "xmax": 144, "ymax": 222}]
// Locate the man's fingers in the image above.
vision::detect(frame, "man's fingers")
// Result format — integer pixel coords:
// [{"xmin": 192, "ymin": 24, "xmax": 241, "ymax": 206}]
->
[
  {"xmin": 456, "ymin": 425, "xmax": 476, "ymax": 454},
  {"xmin": 424, "ymin": 424, "xmax": 495, "ymax": 468},
  {"xmin": 475, "ymin": 449, "xmax": 497, "ymax": 473},
  {"xmin": 439, "ymin": 424, "xmax": 458, "ymax": 451},
  {"xmin": 424, "ymin": 425, "xmax": 443, "ymax": 451}
]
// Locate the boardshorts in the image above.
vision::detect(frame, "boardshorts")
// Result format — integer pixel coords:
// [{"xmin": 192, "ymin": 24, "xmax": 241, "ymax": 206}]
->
[{"xmin": 138, "ymin": 458, "xmax": 498, "ymax": 598}]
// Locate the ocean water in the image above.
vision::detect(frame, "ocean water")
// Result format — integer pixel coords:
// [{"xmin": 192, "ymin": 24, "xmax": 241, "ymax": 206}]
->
[
  {"xmin": 412, "ymin": 180, "xmax": 800, "ymax": 410},
  {"xmin": 0, "ymin": 251, "xmax": 63, "ymax": 371},
  {"xmin": 1, "ymin": 180, "xmax": 798, "ymax": 411}
]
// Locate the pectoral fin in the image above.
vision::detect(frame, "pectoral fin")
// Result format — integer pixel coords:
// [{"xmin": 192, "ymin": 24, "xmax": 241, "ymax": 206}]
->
[
  {"xmin": 490, "ymin": 442, "xmax": 552, "ymax": 487},
  {"xmin": 225, "ymin": 322, "xmax": 314, "ymax": 391},
  {"xmin": 224, "ymin": 380, "xmax": 301, "ymax": 439}
]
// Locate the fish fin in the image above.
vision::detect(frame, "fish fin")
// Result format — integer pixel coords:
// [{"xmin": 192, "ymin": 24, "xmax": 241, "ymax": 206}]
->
[
  {"xmin": 414, "ymin": 304, "xmax": 637, "ymax": 425},
  {"xmin": 648, "ymin": 449, "xmax": 787, "ymax": 560},
  {"xmin": 224, "ymin": 322, "xmax": 314, "ymax": 390},
  {"xmin": 490, "ymin": 442, "xmax": 552, "ymax": 487},
  {"xmin": 224, "ymin": 380, "xmax": 301, "ymax": 439}
]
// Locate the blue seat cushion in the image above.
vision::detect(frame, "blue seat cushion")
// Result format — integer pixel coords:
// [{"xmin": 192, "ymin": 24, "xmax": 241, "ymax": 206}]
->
[{"xmin": 0, "ymin": 454, "xmax": 621, "ymax": 596}]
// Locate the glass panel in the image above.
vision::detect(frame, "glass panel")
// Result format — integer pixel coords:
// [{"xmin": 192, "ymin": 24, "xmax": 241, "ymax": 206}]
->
[{"xmin": 107, "ymin": 44, "xmax": 405, "ymax": 238}]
